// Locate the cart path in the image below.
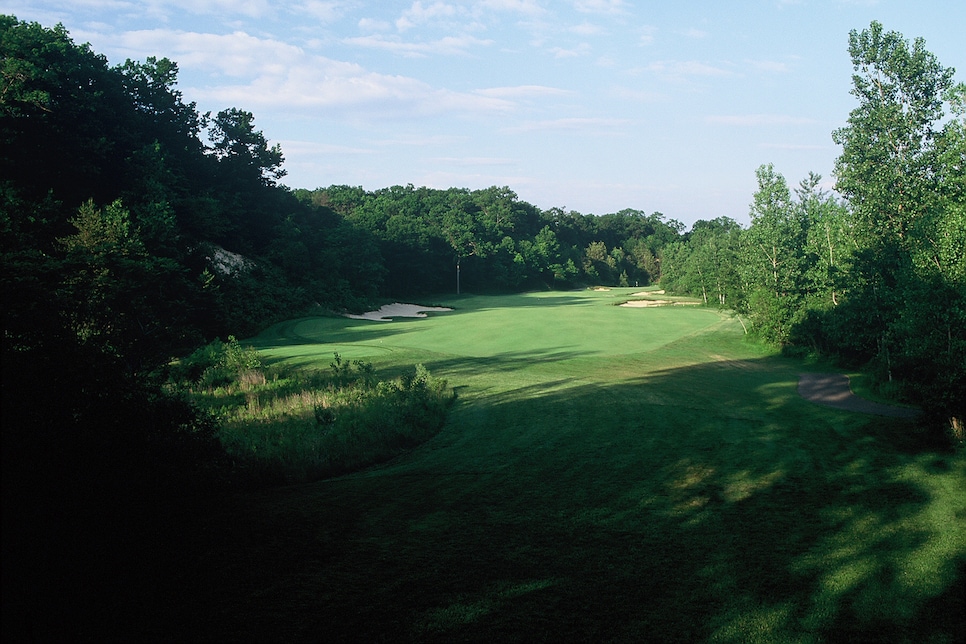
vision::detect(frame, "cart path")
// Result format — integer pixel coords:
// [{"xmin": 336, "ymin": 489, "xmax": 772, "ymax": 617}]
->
[{"xmin": 797, "ymin": 373, "xmax": 920, "ymax": 419}]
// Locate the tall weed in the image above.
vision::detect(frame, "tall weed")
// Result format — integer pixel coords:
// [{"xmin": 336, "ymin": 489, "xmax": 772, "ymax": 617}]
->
[
  {"xmin": 190, "ymin": 354, "xmax": 455, "ymax": 483},
  {"xmin": 169, "ymin": 335, "xmax": 264, "ymax": 388}
]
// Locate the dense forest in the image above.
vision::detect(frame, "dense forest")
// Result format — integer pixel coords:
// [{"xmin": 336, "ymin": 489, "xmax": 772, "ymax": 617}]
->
[
  {"xmin": 1, "ymin": 15, "xmax": 963, "ymax": 641},
  {"xmin": 661, "ymin": 22, "xmax": 965, "ymax": 431}
]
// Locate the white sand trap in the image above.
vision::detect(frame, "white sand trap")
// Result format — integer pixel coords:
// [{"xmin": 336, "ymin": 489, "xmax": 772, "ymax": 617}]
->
[
  {"xmin": 620, "ymin": 299, "xmax": 673, "ymax": 308},
  {"xmin": 631, "ymin": 290, "xmax": 665, "ymax": 296},
  {"xmin": 594, "ymin": 287, "xmax": 611, "ymax": 291},
  {"xmin": 346, "ymin": 303, "xmax": 453, "ymax": 321},
  {"xmin": 620, "ymin": 299, "xmax": 700, "ymax": 307}
]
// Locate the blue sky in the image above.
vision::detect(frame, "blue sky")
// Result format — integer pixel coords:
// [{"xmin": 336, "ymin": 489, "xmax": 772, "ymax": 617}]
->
[{"xmin": 4, "ymin": 1, "xmax": 963, "ymax": 227}]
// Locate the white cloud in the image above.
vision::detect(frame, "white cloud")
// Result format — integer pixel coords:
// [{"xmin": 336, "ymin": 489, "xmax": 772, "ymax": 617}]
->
[
  {"xmin": 199, "ymin": 67, "xmax": 512, "ymax": 117},
  {"xmin": 396, "ymin": 1, "xmax": 461, "ymax": 31},
  {"xmin": 706, "ymin": 114, "xmax": 817, "ymax": 126},
  {"xmin": 504, "ymin": 116, "xmax": 631, "ymax": 132},
  {"xmin": 760, "ymin": 143, "xmax": 827, "ymax": 150},
  {"xmin": 645, "ymin": 60, "xmax": 734, "ymax": 78},
  {"xmin": 28, "ymin": 0, "xmax": 131, "ymax": 11},
  {"xmin": 297, "ymin": 1, "xmax": 347, "ymax": 23},
  {"xmin": 682, "ymin": 28, "xmax": 708, "ymax": 39},
  {"xmin": 747, "ymin": 59, "xmax": 789, "ymax": 73},
  {"xmin": 279, "ymin": 140, "xmax": 376, "ymax": 156},
  {"xmin": 550, "ymin": 42, "xmax": 592, "ymax": 58},
  {"xmin": 376, "ymin": 134, "xmax": 470, "ymax": 147},
  {"xmin": 109, "ymin": 29, "xmax": 510, "ymax": 118},
  {"xmin": 475, "ymin": 85, "xmax": 573, "ymax": 98},
  {"xmin": 637, "ymin": 25, "xmax": 658, "ymax": 44},
  {"xmin": 573, "ymin": 0, "xmax": 628, "ymax": 15},
  {"xmin": 148, "ymin": 0, "xmax": 274, "ymax": 19},
  {"xmin": 570, "ymin": 22, "xmax": 605, "ymax": 36},
  {"xmin": 112, "ymin": 29, "xmax": 301, "ymax": 76},
  {"xmin": 431, "ymin": 156, "xmax": 516, "ymax": 166},
  {"xmin": 344, "ymin": 33, "xmax": 494, "ymax": 57},
  {"xmin": 475, "ymin": 0, "xmax": 546, "ymax": 15},
  {"xmin": 358, "ymin": 18, "xmax": 392, "ymax": 31},
  {"xmin": 610, "ymin": 86, "xmax": 664, "ymax": 102}
]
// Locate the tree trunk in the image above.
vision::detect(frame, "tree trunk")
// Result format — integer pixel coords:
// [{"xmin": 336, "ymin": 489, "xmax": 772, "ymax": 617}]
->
[{"xmin": 950, "ymin": 417, "xmax": 964, "ymax": 443}]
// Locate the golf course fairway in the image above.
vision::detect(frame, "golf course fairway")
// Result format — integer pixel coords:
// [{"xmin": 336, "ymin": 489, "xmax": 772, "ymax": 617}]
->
[{"xmin": 178, "ymin": 289, "xmax": 964, "ymax": 643}]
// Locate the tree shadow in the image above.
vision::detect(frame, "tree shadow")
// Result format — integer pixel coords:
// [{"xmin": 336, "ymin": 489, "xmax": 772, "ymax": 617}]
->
[{"xmin": 16, "ymin": 354, "xmax": 962, "ymax": 642}]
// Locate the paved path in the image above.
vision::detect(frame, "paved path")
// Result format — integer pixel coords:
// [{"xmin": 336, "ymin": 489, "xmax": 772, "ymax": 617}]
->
[{"xmin": 797, "ymin": 373, "xmax": 920, "ymax": 419}]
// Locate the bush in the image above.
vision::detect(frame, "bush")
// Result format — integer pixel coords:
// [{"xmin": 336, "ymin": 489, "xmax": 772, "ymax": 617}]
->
[
  {"xmin": 170, "ymin": 335, "xmax": 263, "ymax": 388},
  {"xmin": 194, "ymin": 355, "xmax": 456, "ymax": 483}
]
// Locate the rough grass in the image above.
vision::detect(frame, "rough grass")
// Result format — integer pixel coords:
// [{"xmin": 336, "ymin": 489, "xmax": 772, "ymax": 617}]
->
[
  {"xmin": 186, "ymin": 359, "xmax": 455, "ymax": 484},
  {"xmin": 120, "ymin": 289, "xmax": 966, "ymax": 642}
]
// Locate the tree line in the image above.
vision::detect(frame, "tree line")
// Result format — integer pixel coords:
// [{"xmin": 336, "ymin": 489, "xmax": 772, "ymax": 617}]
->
[
  {"xmin": 300, "ymin": 184, "xmax": 682, "ymax": 295},
  {"xmin": 0, "ymin": 13, "xmax": 685, "ymax": 557},
  {"xmin": 661, "ymin": 22, "xmax": 965, "ymax": 432}
]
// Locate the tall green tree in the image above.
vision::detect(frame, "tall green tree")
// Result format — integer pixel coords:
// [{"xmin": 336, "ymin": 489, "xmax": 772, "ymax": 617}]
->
[
  {"xmin": 741, "ymin": 164, "xmax": 806, "ymax": 344},
  {"xmin": 796, "ymin": 173, "xmax": 852, "ymax": 309},
  {"xmin": 58, "ymin": 200, "xmax": 197, "ymax": 370},
  {"xmin": 207, "ymin": 107, "xmax": 285, "ymax": 186},
  {"xmin": 831, "ymin": 21, "xmax": 964, "ymax": 428},
  {"xmin": 689, "ymin": 218, "xmax": 744, "ymax": 307}
]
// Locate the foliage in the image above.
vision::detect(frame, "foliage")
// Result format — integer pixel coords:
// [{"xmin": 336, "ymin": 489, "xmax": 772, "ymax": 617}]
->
[
  {"xmin": 186, "ymin": 356, "xmax": 455, "ymax": 483},
  {"xmin": 662, "ymin": 22, "xmax": 964, "ymax": 434},
  {"xmin": 311, "ymin": 184, "xmax": 683, "ymax": 295},
  {"xmin": 207, "ymin": 107, "xmax": 286, "ymax": 186},
  {"xmin": 828, "ymin": 21, "xmax": 965, "ymax": 428},
  {"xmin": 170, "ymin": 335, "xmax": 264, "ymax": 387}
]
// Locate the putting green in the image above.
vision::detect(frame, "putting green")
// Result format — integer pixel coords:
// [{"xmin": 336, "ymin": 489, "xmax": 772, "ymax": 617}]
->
[{"xmin": 253, "ymin": 289, "xmax": 719, "ymax": 365}]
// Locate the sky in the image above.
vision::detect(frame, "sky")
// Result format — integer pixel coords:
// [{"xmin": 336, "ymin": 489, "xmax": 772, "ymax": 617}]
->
[{"xmin": 4, "ymin": 1, "xmax": 964, "ymax": 227}]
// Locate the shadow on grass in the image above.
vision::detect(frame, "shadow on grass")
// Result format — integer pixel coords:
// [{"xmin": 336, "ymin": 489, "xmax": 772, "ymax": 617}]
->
[
  {"xmin": 12, "ymin": 356, "xmax": 964, "ymax": 643},
  {"xmin": 250, "ymin": 315, "xmax": 419, "ymax": 348}
]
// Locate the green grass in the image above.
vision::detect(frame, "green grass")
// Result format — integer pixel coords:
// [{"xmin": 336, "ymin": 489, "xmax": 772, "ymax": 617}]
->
[{"xmin": 159, "ymin": 289, "xmax": 964, "ymax": 642}]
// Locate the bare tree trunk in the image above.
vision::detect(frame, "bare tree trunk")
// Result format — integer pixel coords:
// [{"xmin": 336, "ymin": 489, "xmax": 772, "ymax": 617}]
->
[
  {"xmin": 881, "ymin": 332, "xmax": 893, "ymax": 382},
  {"xmin": 827, "ymin": 224, "xmax": 838, "ymax": 306},
  {"xmin": 735, "ymin": 314, "xmax": 748, "ymax": 334},
  {"xmin": 950, "ymin": 417, "xmax": 964, "ymax": 443}
]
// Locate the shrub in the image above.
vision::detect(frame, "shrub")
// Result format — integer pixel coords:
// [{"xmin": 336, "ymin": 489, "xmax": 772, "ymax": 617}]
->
[
  {"xmin": 199, "ymin": 355, "xmax": 456, "ymax": 483},
  {"xmin": 170, "ymin": 335, "xmax": 263, "ymax": 388}
]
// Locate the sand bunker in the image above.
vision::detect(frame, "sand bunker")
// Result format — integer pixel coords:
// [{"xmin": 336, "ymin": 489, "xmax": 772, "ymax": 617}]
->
[
  {"xmin": 346, "ymin": 303, "xmax": 453, "ymax": 321},
  {"xmin": 620, "ymin": 299, "xmax": 700, "ymax": 308},
  {"xmin": 797, "ymin": 373, "xmax": 919, "ymax": 419},
  {"xmin": 631, "ymin": 290, "xmax": 665, "ymax": 296},
  {"xmin": 621, "ymin": 300, "xmax": 673, "ymax": 307}
]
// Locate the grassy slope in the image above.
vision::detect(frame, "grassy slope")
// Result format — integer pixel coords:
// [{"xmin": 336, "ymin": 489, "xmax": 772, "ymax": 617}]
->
[{"xmin": 163, "ymin": 289, "xmax": 963, "ymax": 643}]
